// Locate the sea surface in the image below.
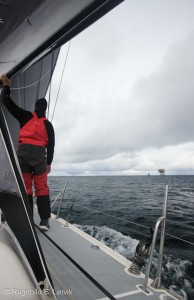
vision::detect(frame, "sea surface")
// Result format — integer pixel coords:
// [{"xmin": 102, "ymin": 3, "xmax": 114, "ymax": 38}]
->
[{"xmin": 48, "ymin": 175, "xmax": 194, "ymax": 300}]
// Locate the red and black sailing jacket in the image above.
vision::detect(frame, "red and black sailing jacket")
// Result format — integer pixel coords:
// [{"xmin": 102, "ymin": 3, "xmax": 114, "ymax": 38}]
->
[
  {"xmin": 19, "ymin": 112, "xmax": 48, "ymax": 147},
  {"xmin": 1, "ymin": 86, "xmax": 55, "ymax": 165}
]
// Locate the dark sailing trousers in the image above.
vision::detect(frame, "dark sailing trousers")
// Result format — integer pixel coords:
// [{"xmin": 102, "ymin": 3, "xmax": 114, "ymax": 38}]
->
[{"xmin": 17, "ymin": 144, "xmax": 51, "ymax": 220}]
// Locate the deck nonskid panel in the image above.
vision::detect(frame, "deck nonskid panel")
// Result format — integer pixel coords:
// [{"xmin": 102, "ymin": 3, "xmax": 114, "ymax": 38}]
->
[{"xmin": 34, "ymin": 211, "xmax": 178, "ymax": 300}]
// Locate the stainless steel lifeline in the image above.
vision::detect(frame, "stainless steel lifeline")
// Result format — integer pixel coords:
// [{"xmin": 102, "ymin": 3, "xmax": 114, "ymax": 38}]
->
[{"xmin": 51, "ymin": 179, "xmax": 68, "ymax": 218}]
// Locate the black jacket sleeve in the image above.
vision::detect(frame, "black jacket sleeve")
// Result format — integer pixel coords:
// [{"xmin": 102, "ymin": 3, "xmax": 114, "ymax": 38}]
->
[
  {"xmin": 1, "ymin": 85, "xmax": 32, "ymax": 127},
  {"xmin": 44, "ymin": 120, "xmax": 55, "ymax": 165}
]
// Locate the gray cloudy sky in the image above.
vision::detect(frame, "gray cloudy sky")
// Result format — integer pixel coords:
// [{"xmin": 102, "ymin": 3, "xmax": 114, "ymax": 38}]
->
[{"xmin": 48, "ymin": 0, "xmax": 194, "ymax": 176}]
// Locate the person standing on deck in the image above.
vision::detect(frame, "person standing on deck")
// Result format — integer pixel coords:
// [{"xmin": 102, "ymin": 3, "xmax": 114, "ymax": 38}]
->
[{"xmin": 0, "ymin": 74, "xmax": 55, "ymax": 231}]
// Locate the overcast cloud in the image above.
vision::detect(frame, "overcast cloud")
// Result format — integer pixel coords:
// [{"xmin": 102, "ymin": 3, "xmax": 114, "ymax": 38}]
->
[{"xmin": 48, "ymin": 0, "xmax": 194, "ymax": 176}]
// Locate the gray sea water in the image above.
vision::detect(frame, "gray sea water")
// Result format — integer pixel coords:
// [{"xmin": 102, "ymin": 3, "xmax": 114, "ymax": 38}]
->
[{"xmin": 48, "ymin": 175, "xmax": 194, "ymax": 300}]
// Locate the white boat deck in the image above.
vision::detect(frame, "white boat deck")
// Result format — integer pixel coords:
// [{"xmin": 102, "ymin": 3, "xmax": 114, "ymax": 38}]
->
[
  {"xmin": 0, "ymin": 225, "xmax": 40, "ymax": 300},
  {"xmin": 34, "ymin": 211, "xmax": 177, "ymax": 300}
]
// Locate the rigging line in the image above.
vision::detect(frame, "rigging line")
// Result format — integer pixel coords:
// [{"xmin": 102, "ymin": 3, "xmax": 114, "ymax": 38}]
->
[
  {"xmin": 51, "ymin": 40, "xmax": 71, "ymax": 123},
  {"xmin": 58, "ymin": 201, "xmax": 194, "ymax": 246},
  {"xmin": 36, "ymin": 58, "xmax": 43, "ymax": 100},
  {"xmin": 24, "ymin": 72, "xmax": 26, "ymax": 109},
  {"xmin": 10, "ymin": 69, "xmax": 52, "ymax": 91},
  {"xmin": 17, "ymin": 76, "xmax": 21, "ymax": 107},
  {"xmin": 55, "ymin": 201, "xmax": 150, "ymax": 230},
  {"xmin": 47, "ymin": 51, "xmax": 55, "ymax": 119},
  {"xmin": 0, "ymin": 60, "xmax": 16, "ymax": 63},
  {"xmin": 165, "ymin": 233, "xmax": 194, "ymax": 246}
]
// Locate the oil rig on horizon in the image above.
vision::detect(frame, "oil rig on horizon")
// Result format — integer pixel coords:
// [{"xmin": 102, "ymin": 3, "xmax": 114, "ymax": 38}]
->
[{"xmin": 158, "ymin": 168, "xmax": 165, "ymax": 175}]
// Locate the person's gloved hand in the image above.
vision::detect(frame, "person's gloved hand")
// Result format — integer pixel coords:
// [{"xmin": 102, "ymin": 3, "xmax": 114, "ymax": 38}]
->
[{"xmin": 1, "ymin": 74, "xmax": 11, "ymax": 86}]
